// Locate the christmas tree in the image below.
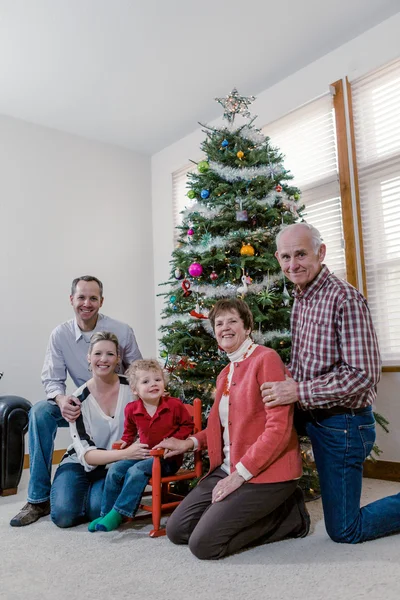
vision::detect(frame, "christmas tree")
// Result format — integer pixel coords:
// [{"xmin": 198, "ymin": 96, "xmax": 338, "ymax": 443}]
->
[{"xmin": 159, "ymin": 89, "xmax": 303, "ymax": 412}]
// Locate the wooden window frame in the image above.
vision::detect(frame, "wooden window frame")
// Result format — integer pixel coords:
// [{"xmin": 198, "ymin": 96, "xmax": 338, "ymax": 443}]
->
[{"xmin": 332, "ymin": 77, "xmax": 399, "ymax": 372}]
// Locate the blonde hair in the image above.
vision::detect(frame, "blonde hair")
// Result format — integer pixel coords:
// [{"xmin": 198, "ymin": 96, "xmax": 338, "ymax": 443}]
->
[
  {"xmin": 88, "ymin": 331, "xmax": 120, "ymax": 356},
  {"xmin": 125, "ymin": 359, "xmax": 167, "ymax": 389}
]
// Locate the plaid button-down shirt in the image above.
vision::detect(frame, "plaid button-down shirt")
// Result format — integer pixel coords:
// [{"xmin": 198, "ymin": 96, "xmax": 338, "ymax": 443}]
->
[{"xmin": 290, "ymin": 265, "xmax": 381, "ymax": 410}]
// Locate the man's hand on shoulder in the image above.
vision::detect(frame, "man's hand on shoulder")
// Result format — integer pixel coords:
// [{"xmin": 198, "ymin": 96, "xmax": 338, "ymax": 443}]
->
[
  {"xmin": 55, "ymin": 395, "xmax": 81, "ymax": 422},
  {"xmin": 260, "ymin": 375, "xmax": 299, "ymax": 407}
]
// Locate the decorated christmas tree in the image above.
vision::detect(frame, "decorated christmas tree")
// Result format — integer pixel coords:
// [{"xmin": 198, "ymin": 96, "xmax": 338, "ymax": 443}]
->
[{"xmin": 159, "ymin": 89, "xmax": 304, "ymax": 412}]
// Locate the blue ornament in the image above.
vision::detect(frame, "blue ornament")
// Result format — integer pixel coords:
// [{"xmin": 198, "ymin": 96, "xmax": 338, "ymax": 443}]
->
[
  {"xmin": 170, "ymin": 295, "xmax": 176, "ymax": 303},
  {"xmin": 221, "ymin": 139, "xmax": 229, "ymax": 147},
  {"xmin": 172, "ymin": 305, "xmax": 178, "ymax": 311},
  {"xmin": 201, "ymin": 189, "xmax": 210, "ymax": 199}
]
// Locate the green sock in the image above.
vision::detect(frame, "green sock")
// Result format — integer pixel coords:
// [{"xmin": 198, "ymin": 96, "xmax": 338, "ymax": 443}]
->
[
  {"xmin": 95, "ymin": 509, "xmax": 123, "ymax": 532},
  {"xmin": 88, "ymin": 516, "xmax": 103, "ymax": 532}
]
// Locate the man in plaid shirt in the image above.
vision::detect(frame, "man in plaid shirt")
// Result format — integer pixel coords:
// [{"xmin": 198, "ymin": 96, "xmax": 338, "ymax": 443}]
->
[{"xmin": 261, "ymin": 222, "xmax": 400, "ymax": 543}]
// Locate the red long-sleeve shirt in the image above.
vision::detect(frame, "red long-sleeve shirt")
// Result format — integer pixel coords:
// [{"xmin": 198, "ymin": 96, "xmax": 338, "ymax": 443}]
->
[{"xmin": 121, "ymin": 395, "xmax": 193, "ymax": 451}]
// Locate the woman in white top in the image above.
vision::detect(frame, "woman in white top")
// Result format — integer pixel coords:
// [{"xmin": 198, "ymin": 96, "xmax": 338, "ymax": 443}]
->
[{"xmin": 50, "ymin": 332, "xmax": 150, "ymax": 528}]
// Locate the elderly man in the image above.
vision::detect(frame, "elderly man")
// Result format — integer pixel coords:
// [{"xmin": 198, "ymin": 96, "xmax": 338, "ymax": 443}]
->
[
  {"xmin": 261, "ymin": 222, "xmax": 400, "ymax": 543},
  {"xmin": 10, "ymin": 275, "xmax": 142, "ymax": 527}
]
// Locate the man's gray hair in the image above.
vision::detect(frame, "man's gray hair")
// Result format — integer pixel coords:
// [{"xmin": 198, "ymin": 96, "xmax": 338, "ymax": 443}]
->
[{"xmin": 276, "ymin": 223, "xmax": 323, "ymax": 253}]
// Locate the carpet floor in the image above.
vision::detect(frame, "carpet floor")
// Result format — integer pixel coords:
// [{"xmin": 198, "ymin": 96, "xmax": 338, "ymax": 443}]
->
[{"xmin": 1, "ymin": 471, "xmax": 399, "ymax": 600}]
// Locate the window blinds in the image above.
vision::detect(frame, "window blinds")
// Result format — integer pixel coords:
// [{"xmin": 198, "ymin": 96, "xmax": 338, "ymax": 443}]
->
[
  {"xmin": 351, "ymin": 58, "xmax": 400, "ymax": 365},
  {"xmin": 263, "ymin": 94, "xmax": 346, "ymax": 280}
]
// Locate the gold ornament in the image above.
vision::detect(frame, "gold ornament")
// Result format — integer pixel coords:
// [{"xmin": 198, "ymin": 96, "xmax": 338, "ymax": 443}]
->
[
  {"xmin": 236, "ymin": 151, "xmax": 244, "ymax": 159},
  {"xmin": 240, "ymin": 243, "xmax": 255, "ymax": 257}
]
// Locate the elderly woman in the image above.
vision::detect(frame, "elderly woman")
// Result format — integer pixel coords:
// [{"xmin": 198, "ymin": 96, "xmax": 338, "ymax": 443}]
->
[{"xmin": 157, "ymin": 298, "xmax": 309, "ymax": 560}]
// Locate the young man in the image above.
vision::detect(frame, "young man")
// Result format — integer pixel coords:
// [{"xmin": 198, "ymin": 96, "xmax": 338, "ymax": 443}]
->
[
  {"xmin": 10, "ymin": 275, "xmax": 142, "ymax": 527},
  {"xmin": 261, "ymin": 222, "xmax": 400, "ymax": 543}
]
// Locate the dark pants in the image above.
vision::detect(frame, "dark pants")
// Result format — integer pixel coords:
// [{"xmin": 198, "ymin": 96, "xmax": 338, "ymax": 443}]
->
[{"xmin": 166, "ymin": 468, "xmax": 303, "ymax": 560}]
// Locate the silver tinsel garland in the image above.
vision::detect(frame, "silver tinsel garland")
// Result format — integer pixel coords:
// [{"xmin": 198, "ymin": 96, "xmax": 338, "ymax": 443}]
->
[
  {"xmin": 181, "ymin": 203, "xmax": 219, "ymax": 221},
  {"xmin": 238, "ymin": 125, "xmax": 266, "ymax": 146},
  {"xmin": 252, "ymin": 329, "xmax": 291, "ymax": 344},
  {"xmin": 209, "ymin": 161, "xmax": 284, "ymax": 182},
  {"xmin": 179, "ymin": 226, "xmax": 273, "ymax": 255},
  {"xmin": 168, "ymin": 272, "xmax": 282, "ymax": 300}
]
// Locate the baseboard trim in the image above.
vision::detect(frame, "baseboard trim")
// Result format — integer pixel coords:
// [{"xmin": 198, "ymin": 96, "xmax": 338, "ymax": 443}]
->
[
  {"xmin": 363, "ymin": 460, "xmax": 400, "ymax": 482},
  {"xmin": 23, "ymin": 449, "xmax": 66, "ymax": 470},
  {"xmin": 22, "ymin": 453, "xmax": 400, "ymax": 482}
]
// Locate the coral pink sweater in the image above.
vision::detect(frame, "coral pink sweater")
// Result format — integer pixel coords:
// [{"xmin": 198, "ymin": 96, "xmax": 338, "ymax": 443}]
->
[{"xmin": 194, "ymin": 345, "xmax": 302, "ymax": 484}]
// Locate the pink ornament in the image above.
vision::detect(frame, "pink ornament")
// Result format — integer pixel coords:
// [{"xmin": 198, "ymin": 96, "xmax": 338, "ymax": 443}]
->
[
  {"xmin": 188, "ymin": 262, "xmax": 203, "ymax": 277},
  {"xmin": 187, "ymin": 228, "xmax": 194, "ymax": 236}
]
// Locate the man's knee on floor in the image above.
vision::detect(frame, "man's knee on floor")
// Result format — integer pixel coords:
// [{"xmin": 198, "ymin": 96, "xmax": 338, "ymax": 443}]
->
[{"xmin": 326, "ymin": 523, "xmax": 360, "ymax": 544}]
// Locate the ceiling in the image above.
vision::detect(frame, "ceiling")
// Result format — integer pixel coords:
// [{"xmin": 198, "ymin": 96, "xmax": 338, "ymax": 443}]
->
[{"xmin": 0, "ymin": 0, "xmax": 399, "ymax": 155}]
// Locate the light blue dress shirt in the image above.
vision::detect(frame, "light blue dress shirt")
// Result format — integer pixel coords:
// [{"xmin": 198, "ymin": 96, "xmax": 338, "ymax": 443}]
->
[{"xmin": 41, "ymin": 313, "xmax": 142, "ymax": 399}]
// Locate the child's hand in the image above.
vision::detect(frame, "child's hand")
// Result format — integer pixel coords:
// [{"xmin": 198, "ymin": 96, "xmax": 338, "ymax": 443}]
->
[{"xmin": 112, "ymin": 440, "xmax": 127, "ymax": 450}]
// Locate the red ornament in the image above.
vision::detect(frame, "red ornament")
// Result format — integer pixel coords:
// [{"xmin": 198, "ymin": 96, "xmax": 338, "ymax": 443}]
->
[
  {"xmin": 275, "ymin": 184, "xmax": 283, "ymax": 193},
  {"xmin": 210, "ymin": 270, "xmax": 218, "ymax": 281},
  {"xmin": 190, "ymin": 309, "xmax": 208, "ymax": 320},
  {"xmin": 181, "ymin": 278, "xmax": 192, "ymax": 297}
]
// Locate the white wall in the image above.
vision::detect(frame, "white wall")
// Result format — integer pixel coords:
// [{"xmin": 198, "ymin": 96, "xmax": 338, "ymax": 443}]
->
[
  {"xmin": 0, "ymin": 115, "xmax": 154, "ymax": 449},
  {"xmin": 151, "ymin": 12, "xmax": 400, "ymax": 462}
]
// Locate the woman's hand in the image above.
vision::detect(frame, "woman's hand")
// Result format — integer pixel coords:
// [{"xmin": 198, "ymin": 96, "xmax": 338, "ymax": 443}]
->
[
  {"xmin": 122, "ymin": 442, "xmax": 150, "ymax": 460},
  {"xmin": 212, "ymin": 471, "xmax": 245, "ymax": 503},
  {"xmin": 154, "ymin": 437, "xmax": 194, "ymax": 458}
]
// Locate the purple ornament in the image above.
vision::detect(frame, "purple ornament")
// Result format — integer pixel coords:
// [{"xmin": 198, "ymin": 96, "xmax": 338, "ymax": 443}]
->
[
  {"xmin": 188, "ymin": 262, "xmax": 203, "ymax": 277},
  {"xmin": 187, "ymin": 228, "xmax": 194, "ymax": 236}
]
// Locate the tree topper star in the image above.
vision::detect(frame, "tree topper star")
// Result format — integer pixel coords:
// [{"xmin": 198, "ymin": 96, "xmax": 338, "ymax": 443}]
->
[{"xmin": 215, "ymin": 88, "xmax": 256, "ymax": 123}]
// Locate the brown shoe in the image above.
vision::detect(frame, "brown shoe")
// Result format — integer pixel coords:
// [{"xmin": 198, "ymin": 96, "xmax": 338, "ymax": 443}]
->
[{"xmin": 10, "ymin": 501, "xmax": 50, "ymax": 527}]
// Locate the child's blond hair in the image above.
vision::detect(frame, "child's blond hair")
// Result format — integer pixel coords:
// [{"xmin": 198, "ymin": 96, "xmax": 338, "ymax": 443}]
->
[{"xmin": 125, "ymin": 359, "xmax": 168, "ymax": 389}]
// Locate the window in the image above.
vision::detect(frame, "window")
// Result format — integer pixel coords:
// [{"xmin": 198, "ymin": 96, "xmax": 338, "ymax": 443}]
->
[
  {"xmin": 172, "ymin": 163, "xmax": 198, "ymax": 243},
  {"xmin": 351, "ymin": 58, "xmax": 400, "ymax": 366},
  {"xmin": 263, "ymin": 94, "xmax": 346, "ymax": 280}
]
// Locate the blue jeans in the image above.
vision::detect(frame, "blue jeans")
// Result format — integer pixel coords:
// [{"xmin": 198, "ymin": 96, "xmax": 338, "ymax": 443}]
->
[
  {"xmin": 28, "ymin": 401, "xmax": 69, "ymax": 504},
  {"xmin": 101, "ymin": 458, "xmax": 179, "ymax": 518},
  {"xmin": 306, "ymin": 406, "xmax": 400, "ymax": 543},
  {"xmin": 50, "ymin": 462, "xmax": 107, "ymax": 528}
]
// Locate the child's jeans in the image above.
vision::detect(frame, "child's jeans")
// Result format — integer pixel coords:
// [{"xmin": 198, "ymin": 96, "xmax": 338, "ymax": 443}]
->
[{"xmin": 101, "ymin": 458, "xmax": 179, "ymax": 518}]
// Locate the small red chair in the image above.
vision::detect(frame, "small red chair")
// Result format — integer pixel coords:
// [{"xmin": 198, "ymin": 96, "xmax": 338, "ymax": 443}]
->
[{"xmin": 139, "ymin": 397, "xmax": 203, "ymax": 537}]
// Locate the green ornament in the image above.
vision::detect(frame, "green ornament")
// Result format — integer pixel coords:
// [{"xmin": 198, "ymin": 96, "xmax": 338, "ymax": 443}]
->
[
  {"xmin": 197, "ymin": 160, "xmax": 210, "ymax": 174},
  {"xmin": 293, "ymin": 192, "xmax": 300, "ymax": 201},
  {"xmin": 187, "ymin": 189, "xmax": 196, "ymax": 199}
]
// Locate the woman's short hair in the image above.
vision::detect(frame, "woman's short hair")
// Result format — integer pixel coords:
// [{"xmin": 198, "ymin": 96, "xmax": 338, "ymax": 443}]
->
[
  {"xmin": 88, "ymin": 331, "xmax": 119, "ymax": 355},
  {"xmin": 125, "ymin": 359, "xmax": 167, "ymax": 389},
  {"xmin": 208, "ymin": 298, "xmax": 254, "ymax": 332}
]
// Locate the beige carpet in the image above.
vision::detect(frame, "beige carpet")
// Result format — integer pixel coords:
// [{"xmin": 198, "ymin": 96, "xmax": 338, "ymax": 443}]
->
[{"xmin": 1, "ymin": 471, "xmax": 400, "ymax": 600}]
